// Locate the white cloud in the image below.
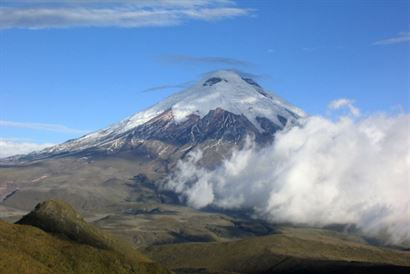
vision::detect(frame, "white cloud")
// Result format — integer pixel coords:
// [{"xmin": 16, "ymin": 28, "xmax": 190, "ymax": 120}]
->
[
  {"xmin": 373, "ymin": 32, "xmax": 410, "ymax": 46},
  {"xmin": 0, "ymin": 120, "xmax": 88, "ymax": 134},
  {"xmin": 328, "ymin": 98, "xmax": 360, "ymax": 117},
  {"xmin": 142, "ymin": 81, "xmax": 192, "ymax": 93},
  {"xmin": 165, "ymin": 102, "xmax": 410, "ymax": 245},
  {"xmin": 0, "ymin": 139, "xmax": 54, "ymax": 158},
  {"xmin": 0, "ymin": 0, "xmax": 250, "ymax": 29},
  {"xmin": 9, "ymin": 0, "xmax": 235, "ymax": 8}
]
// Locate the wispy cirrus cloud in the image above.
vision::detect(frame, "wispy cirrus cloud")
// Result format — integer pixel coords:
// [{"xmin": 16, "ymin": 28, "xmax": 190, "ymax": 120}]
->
[
  {"xmin": 0, "ymin": 120, "xmax": 88, "ymax": 134},
  {"xmin": 0, "ymin": 0, "xmax": 251, "ymax": 30},
  {"xmin": 141, "ymin": 81, "xmax": 192, "ymax": 93},
  {"xmin": 373, "ymin": 32, "xmax": 410, "ymax": 46},
  {"xmin": 6, "ymin": 0, "xmax": 235, "ymax": 8},
  {"xmin": 159, "ymin": 54, "xmax": 252, "ymax": 67}
]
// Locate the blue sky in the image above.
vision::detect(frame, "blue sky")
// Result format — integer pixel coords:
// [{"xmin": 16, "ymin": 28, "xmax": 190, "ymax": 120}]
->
[{"xmin": 0, "ymin": 0, "xmax": 409, "ymax": 150}]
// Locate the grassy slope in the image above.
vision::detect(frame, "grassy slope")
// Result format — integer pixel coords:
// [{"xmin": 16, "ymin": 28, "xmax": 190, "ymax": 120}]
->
[
  {"xmin": 0, "ymin": 220, "xmax": 168, "ymax": 274},
  {"xmin": 0, "ymin": 200, "xmax": 171, "ymax": 274},
  {"xmin": 146, "ymin": 227, "xmax": 410, "ymax": 273}
]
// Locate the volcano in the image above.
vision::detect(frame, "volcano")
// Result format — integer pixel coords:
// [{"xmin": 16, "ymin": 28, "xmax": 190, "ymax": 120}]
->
[
  {"xmin": 0, "ymin": 69, "xmax": 306, "ymax": 227},
  {"xmin": 12, "ymin": 70, "xmax": 304, "ymax": 166}
]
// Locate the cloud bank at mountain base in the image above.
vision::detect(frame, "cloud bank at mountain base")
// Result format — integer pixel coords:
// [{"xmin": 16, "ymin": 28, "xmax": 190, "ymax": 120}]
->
[{"xmin": 166, "ymin": 101, "xmax": 410, "ymax": 245}]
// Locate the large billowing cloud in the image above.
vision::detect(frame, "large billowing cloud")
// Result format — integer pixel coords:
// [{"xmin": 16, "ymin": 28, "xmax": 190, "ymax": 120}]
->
[
  {"xmin": 0, "ymin": 0, "xmax": 250, "ymax": 30},
  {"xmin": 165, "ymin": 100, "xmax": 410, "ymax": 245}
]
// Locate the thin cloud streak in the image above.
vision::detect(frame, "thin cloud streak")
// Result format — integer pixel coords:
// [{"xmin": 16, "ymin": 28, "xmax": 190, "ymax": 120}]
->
[
  {"xmin": 0, "ymin": 120, "xmax": 88, "ymax": 134},
  {"xmin": 160, "ymin": 55, "xmax": 252, "ymax": 67},
  {"xmin": 0, "ymin": 0, "xmax": 251, "ymax": 30},
  {"xmin": 373, "ymin": 32, "xmax": 410, "ymax": 45},
  {"xmin": 7, "ymin": 0, "xmax": 235, "ymax": 8},
  {"xmin": 142, "ymin": 81, "xmax": 193, "ymax": 93}
]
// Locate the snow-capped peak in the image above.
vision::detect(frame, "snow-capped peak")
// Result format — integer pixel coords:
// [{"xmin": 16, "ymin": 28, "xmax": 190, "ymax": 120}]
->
[
  {"xmin": 44, "ymin": 70, "xmax": 305, "ymax": 154},
  {"xmin": 124, "ymin": 70, "xmax": 304, "ymax": 130}
]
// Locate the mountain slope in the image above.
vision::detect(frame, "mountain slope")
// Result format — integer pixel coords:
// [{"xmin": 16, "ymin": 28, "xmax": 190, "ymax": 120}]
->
[{"xmin": 0, "ymin": 200, "xmax": 171, "ymax": 274}]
